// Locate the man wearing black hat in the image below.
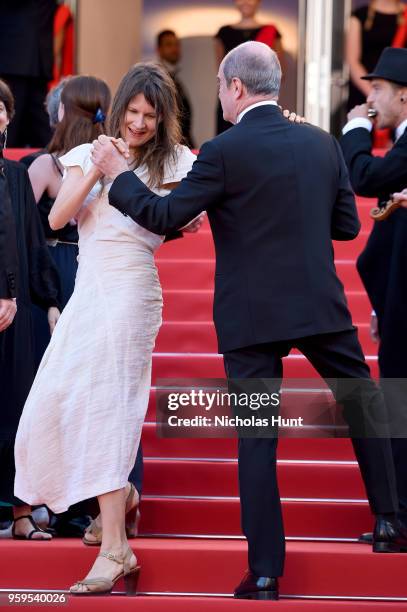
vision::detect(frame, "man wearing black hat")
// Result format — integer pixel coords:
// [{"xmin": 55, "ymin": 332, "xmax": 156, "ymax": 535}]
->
[{"xmin": 340, "ymin": 46, "xmax": 407, "ymax": 541}]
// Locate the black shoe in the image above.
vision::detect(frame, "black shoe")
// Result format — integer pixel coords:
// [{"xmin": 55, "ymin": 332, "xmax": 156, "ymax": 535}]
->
[
  {"xmin": 234, "ymin": 571, "xmax": 279, "ymax": 600},
  {"xmin": 50, "ymin": 513, "xmax": 92, "ymax": 538},
  {"xmin": 358, "ymin": 531, "xmax": 373, "ymax": 544},
  {"xmin": 373, "ymin": 517, "xmax": 407, "ymax": 553}
]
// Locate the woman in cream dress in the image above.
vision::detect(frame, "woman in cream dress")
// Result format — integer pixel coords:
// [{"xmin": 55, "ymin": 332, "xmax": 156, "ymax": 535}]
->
[{"xmin": 15, "ymin": 64, "xmax": 199, "ymax": 595}]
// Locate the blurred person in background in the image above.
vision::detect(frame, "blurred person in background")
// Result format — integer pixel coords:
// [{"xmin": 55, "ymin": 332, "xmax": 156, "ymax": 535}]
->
[
  {"xmin": 50, "ymin": 2, "xmax": 75, "ymax": 90},
  {"xmin": 0, "ymin": 0, "xmax": 56, "ymax": 147},
  {"xmin": 214, "ymin": 0, "xmax": 284, "ymax": 134},
  {"xmin": 0, "ymin": 78, "xmax": 61, "ymax": 540},
  {"xmin": 157, "ymin": 30, "xmax": 195, "ymax": 148},
  {"xmin": 346, "ymin": 0, "xmax": 407, "ymax": 146}
]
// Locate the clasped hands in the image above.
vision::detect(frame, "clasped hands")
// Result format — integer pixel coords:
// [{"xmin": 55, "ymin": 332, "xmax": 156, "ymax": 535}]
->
[
  {"xmin": 91, "ymin": 135, "xmax": 130, "ymax": 181},
  {"xmin": 90, "ymin": 135, "xmax": 205, "ymax": 233}
]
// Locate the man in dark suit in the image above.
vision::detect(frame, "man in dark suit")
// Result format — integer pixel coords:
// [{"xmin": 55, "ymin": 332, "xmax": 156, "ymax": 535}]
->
[
  {"xmin": 157, "ymin": 29, "xmax": 195, "ymax": 148},
  {"xmin": 91, "ymin": 41, "xmax": 407, "ymax": 599},
  {"xmin": 0, "ymin": 0, "xmax": 56, "ymax": 147},
  {"xmin": 340, "ymin": 47, "xmax": 407, "ymax": 540}
]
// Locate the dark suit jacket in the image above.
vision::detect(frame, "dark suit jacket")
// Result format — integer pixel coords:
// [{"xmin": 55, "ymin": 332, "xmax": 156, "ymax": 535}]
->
[
  {"xmin": 109, "ymin": 105, "xmax": 359, "ymax": 353},
  {"xmin": 0, "ymin": 0, "xmax": 56, "ymax": 79},
  {"xmin": 0, "ymin": 156, "xmax": 18, "ymax": 299},
  {"xmin": 340, "ymin": 127, "xmax": 407, "ymax": 376}
]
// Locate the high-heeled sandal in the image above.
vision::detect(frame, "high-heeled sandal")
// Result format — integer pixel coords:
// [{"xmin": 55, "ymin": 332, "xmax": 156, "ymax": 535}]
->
[
  {"xmin": 69, "ymin": 547, "xmax": 140, "ymax": 596},
  {"xmin": 82, "ymin": 483, "xmax": 140, "ymax": 546},
  {"xmin": 12, "ymin": 515, "xmax": 52, "ymax": 540}
]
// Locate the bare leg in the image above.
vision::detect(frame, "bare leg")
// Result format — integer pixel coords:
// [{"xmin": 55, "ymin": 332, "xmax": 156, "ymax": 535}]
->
[
  {"xmin": 71, "ymin": 487, "xmax": 137, "ymax": 594},
  {"xmin": 84, "ymin": 481, "xmax": 138, "ymax": 544},
  {"xmin": 13, "ymin": 505, "xmax": 52, "ymax": 540}
]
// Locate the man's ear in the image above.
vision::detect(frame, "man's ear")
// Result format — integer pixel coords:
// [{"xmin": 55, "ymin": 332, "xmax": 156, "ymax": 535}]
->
[{"xmin": 232, "ymin": 77, "xmax": 244, "ymax": 99}]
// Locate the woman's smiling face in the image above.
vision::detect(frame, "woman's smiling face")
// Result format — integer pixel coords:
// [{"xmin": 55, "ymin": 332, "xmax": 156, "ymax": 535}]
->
[{"xmin": 121, "ymin": 93, "xmax": 159, "ymax": 151}]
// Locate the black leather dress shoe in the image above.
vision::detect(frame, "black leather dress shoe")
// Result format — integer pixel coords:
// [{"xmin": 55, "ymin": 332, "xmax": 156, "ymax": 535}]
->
[
  {"xmin": 234, "ymin": 571, "xmax": 279, "ymax": 600},
  {"xmin": 358, "ymin": 531, "xmax": 373, "ymax": 544},
  {"xmin": 373, "ymin": 517, "xmax": 407, "ymax": 553}
]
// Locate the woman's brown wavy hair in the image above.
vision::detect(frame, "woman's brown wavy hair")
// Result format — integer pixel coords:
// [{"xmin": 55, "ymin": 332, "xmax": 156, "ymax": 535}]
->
[
  {"xmin": 48, "ymin": 75, "xmax": 111, "ymax": 155},
  {"xmin": 108, "ymin": 62, "xmax": 181, "ymax": 188}
]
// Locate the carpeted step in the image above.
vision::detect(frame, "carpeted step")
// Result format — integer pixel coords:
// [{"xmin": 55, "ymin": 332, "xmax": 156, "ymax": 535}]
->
[
  {"xmin": 14, "ymin": 596, "xmax": 406, "ymax": 612},
  {"xmin": 138, "ymin": 497, "xmax": 371, "ymax": 538},
  {"xmin": 151, "ymin": 352, "xmax": 379, "ymax": 381},
  {"xmin": 1, "ymin": 539, "xmax": 404, "ymax": 599},
  {"xmin": 156, "ymin": 259, "xmax": 368, "ymax": 292},
  {"xmin": 141, "ymin": 421, "xmax": 356, "ymax": 461},
  {"xmin": 161, "ymin": 289, "xmax": 372, "ymax": 322},
  {"xmin": 159, "ymin": 229, "xmax": 370, "ymax": 261},
  {"xmin": 155, "ymin": 321, "xmax": 377, "ymax": 355},
  {"xmin": 142, "ymin": 458, "xmax": 363, "ymax": 500}
]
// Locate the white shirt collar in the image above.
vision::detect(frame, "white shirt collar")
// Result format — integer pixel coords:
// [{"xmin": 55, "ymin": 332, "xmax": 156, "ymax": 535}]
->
[
  {"xmin": 396, "ymin": 118, "xmax": 407, "ymax": 141},
  {"xmin": 237, "ymin": 100, "xmax": 278, "ymax": 124}
]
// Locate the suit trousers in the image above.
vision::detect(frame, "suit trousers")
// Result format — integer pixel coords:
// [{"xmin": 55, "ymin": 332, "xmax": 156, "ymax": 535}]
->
[{"xmin": 223, "ymin": 328, "xmax": 398, "ymax": 577}]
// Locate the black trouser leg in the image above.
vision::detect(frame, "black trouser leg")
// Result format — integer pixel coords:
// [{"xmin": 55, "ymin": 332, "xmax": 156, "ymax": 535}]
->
[
  {"xmin": 128, "ymin": 444, "xmax": 144, "ymax": 497},
  {"xmin": 380, "ymin": 377, "xmax": 407, "ymax": 513},
  {"xmin": 297, "ymin": 328, "xmax": 398, "ymax": 515},
  {"xmin": 223, "ymin": 342, "xmax": 288, "ymax": 577}
]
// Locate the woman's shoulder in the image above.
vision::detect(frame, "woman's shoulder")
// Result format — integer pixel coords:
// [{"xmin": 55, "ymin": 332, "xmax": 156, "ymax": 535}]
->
[
  {"xmin": 351, "ymin": 5, "xmax": 369, "ymax": 22},
  {"xmin": 215, "ymin": 25, "xmax": 233, "ymax": 39},
  {"xmin": 59, "ymin": 143, "xmax": 92, "ymax": 171},
  {"xmin": 175, "ymin": 143, "xmax": 197, "ymax": 162},
  {"xmin": 163, "ymin": 144, "xmax": 196, "ymax": 183},
  {"xmin": 29, "ymin": 152, "xmax": 54, "ymax": 173}
]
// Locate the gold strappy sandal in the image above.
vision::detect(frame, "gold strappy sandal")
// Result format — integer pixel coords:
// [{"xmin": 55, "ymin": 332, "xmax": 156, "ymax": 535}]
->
[
  {"xmin": 69, "ymin": 547, "xmax": 140, "ymax": 596},
  {"xmin": 82, "ymin": 483, "xmax": 140, "ymax": 546}
]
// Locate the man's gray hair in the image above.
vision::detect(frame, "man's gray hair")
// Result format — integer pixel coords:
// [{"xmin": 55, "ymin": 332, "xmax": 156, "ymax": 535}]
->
[{"xmin": 222, "ymin": 41, "xmax": 281, "ymax": 97}]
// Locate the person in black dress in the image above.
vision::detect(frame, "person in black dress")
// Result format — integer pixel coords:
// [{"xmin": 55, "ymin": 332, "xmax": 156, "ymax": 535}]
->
[
  {"xmin": 214, "ymin": 0, "xmax": 284, "ymax": 134},
  {"xmin": 0, "ymin": 79, "xmax": 61, "ymax": 539},
  {"xmin": 346, "ymin": 0, "xmax": 407, "ymax": 110}
]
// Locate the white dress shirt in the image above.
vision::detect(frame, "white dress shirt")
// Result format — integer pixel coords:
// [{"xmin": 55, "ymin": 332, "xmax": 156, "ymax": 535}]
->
[
  {"xmin": 342, "ymin": 116, "xmax": 407, "ymax": 141},
  {"xmin": 237, "ymin": 100, "xmax": 278, "ymax": 124}
]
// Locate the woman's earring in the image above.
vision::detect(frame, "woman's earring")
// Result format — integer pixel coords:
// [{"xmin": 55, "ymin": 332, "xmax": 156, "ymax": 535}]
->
[{"xmin": 3, "ymin": 128, "xmax": 7, "ymax": 149}]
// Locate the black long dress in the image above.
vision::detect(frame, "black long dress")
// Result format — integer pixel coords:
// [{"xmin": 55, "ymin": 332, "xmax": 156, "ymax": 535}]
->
[
  {"xmin": 348, "ymin": 6, "xmax": 407, "ymax": 110},
  {"xmin": 0, "ymin": 157, "xmax": 61, "ymax": 506},
  {"xmin": 20, "ymin": 151, "xmax": 79, "ymax": 369}
]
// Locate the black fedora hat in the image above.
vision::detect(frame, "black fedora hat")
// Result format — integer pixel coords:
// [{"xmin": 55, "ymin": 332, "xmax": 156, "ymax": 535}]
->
[{"xmin": 361, "ymin": 47, "xmax": 407, "ymax": 85}]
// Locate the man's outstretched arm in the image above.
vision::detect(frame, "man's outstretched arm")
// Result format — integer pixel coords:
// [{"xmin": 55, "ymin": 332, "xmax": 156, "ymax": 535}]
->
[{"xmin": 98, "ymin": 140, "xmax": 225, "ymax": 235}]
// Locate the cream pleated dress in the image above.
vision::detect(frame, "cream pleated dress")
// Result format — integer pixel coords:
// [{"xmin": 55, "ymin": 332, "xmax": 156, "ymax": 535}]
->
[{"xmin": 14, "ymin": 143, "xmax": 196, "ymax": 513}]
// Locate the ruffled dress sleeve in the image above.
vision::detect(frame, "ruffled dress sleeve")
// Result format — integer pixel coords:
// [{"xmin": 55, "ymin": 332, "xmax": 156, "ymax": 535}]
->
[
  {"xmin": 162, "ymin": 145, "xmax": 196, "ymax": 185},
  {"xmin": 59, "ymin": 143, "xmax": 95, "ymax": 177}
]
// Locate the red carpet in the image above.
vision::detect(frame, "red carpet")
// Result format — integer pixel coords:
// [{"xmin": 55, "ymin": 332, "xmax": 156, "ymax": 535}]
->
[{"xmin": 2, "ymin": 149, "xmax": 401, "ymax": 607}]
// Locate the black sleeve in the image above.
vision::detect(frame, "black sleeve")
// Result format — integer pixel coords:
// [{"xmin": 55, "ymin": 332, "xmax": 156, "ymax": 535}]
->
[
  {"xmin": 164, "ymin": 231, "xmax": 183, "ymax": 243},
  {"xmin": 331, "ymin": 136, "xmax": 361, "ymax": 241},
  {"xmin": 109, "ymin": 140, "xmax": 224, "ymax": 235},
  {"xmin": 351, "ymin": 6, "xmax": 368, "ymax": 22},
  {"xmin": 23, "ymin": 169, "xmax": 61, "ymax": 310},
  {"xmin": 215, "ymin": 25, "xmax": 228, "ymax": 42},
  {"xmin": 0, "ymin": 161, "xmax": 18, "ymax": 298},
  {"xmin": 340, "ymin": 128, "xmax": 407, "ymax": 197}
]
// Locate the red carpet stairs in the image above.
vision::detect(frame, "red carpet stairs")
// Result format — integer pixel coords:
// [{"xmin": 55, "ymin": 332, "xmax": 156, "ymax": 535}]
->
[{"xmin": 1, "ymin": 149, "xmax": 405, "ymax": 608}]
